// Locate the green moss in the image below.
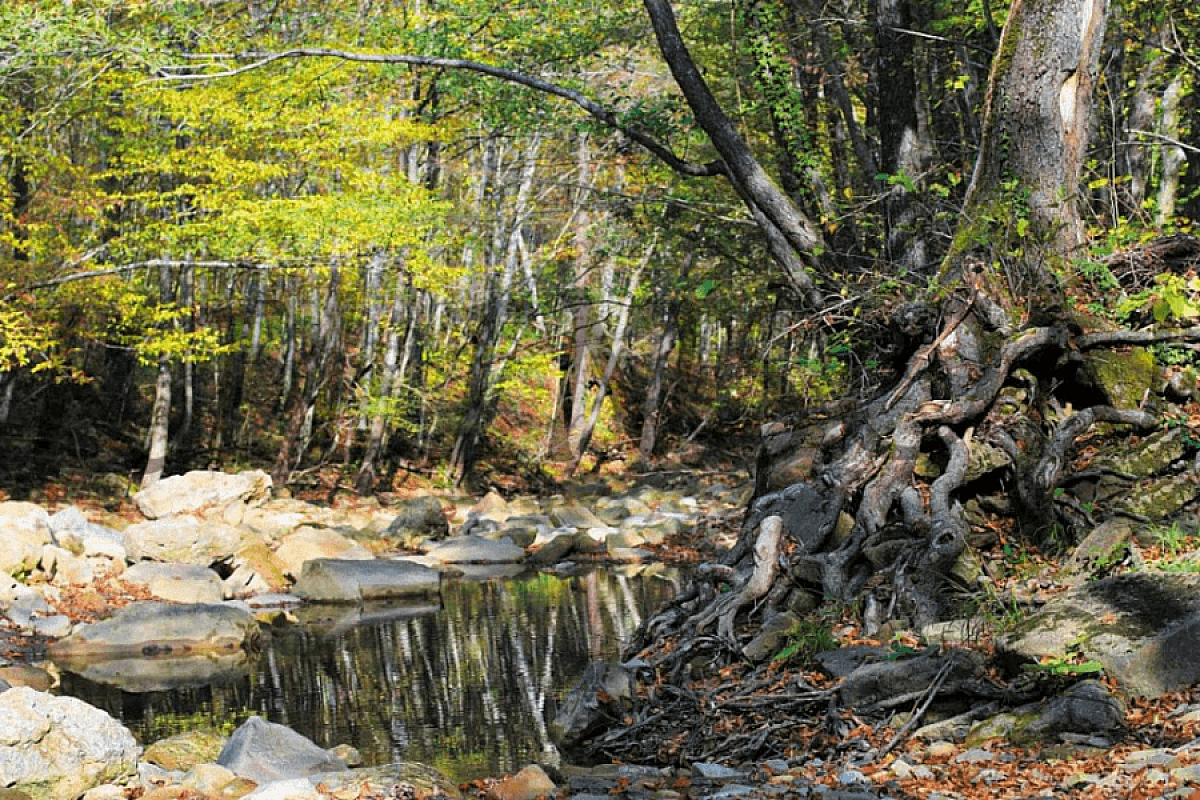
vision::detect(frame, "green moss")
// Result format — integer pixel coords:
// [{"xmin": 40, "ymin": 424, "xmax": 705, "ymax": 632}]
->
[{"xmin": 1081, "ymin": 347, "xmax": 1159, "ymax": 410}]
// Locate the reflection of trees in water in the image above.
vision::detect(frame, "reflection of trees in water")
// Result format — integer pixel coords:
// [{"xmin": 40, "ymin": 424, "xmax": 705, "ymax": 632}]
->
[{"xmin": 253, "ymin": 567, "xmax": 679, "ymax": 780}]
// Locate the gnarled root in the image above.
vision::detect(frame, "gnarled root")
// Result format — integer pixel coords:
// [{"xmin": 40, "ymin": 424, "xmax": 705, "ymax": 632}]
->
[{"xmin": 691, "ymin": 514, "xmax": 784, "ymax": 644}]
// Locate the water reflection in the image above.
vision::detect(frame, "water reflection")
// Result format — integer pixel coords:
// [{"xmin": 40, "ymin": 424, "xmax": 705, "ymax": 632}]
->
[{"xmin": 57, "ymin": 566, "xmax": 680, "ymax": 782}]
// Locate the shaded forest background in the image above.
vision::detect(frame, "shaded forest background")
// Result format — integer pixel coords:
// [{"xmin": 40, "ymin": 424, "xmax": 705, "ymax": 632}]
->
[{"xmin": 1, "ymin": 0, "xmax": 1196, "ymax": 500}]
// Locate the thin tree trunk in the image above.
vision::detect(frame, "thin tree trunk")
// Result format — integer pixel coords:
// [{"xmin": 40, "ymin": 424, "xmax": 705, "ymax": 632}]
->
[
  {"xmin": 356, "ymin": 270, "xmax": 408, "ymax": 494},
  {"xmin": 568, "ymin": 249, "xmax": 647, "ymax": 476},
  {"xmin": 272, "ymin": 265, "xmax": 342, "ymax": 487},
  {"xmin": 567, "ymin": 131, "xmax": 594, "ymax": 458},
  {"xmin": 642, "ymin": 0, "xmax": 824, "ymax": 302},
  {"xmin": 449, "ymin": 134, "xmax": 539, "ymax": 483},
  {"xmin": 142, "ymin": 354, "xmax": 172, "ymax": 488},
  {"xmin": 874, "ymin": 0, "xmax": 933, "ymax": 273},
  {"xmin": 1155, "ymin": 75, "xmax": 1186, "ymax": 224},
  {"xmin": 142, "ymin": 264, "xmax": 176, "ymax": 487},
  {"xmin": 640, "ymin": 252, "xmax": 690, "ymax": 460}
]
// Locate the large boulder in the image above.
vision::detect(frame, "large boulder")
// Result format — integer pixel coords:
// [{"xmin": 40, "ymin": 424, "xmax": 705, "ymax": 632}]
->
[
  {"xmin": 133, "ymin": 469, "xmax": 272, "ymax": 520},
  {"xmin": 121, "ymin": 562, "xmax": 225, "ymax": 604},
  {"xmin": 274, "ymin": 527, "xmax": 374, "ymax": 578},
  {"xmin": 384, "ymin": 495, "xmax": 449, "ymax": 547},
  {"xmin": 0, "ymin": 687, "xmax": 140, "ymax": 800},
  {"xmin": 291, "ymin": 558, "xmax": 441, "ymax": 603},
  {"xmin": 122, "ymin": 516, "xmax": 244, "ymax": 565},
  {"xmin": 551, "ymin": 662, "xmax": 636, "ymax": 749},
  {"xmin": 48, "ymin": 507, "xmax": 126, "ymax": 561},
  {"xmin": 216, "ymin": 716, "xmax": 346, "ymax": 783},
  {"xmin": 0, "ymin": 502, "xmax": 52, "ymax": 575},
  {"xmin": 49, "ymin": 600, "xmax": 258, "ymax": 658},
  {"xmin": 1001, "ymin": 571, "xmax": 1200, "ymax": 697}
]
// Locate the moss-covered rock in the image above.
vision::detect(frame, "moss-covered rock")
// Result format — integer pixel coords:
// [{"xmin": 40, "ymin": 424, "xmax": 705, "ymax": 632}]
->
[
  {"xmin": 1080, "ymin": 347, "xmax": 1160, "ymax": 411},
  {"xmin": 142, "ymin": 729, "xmax": 228, "ymax": 771},
  {"xmin": 1000, "ymin": 572, "xmax": 1200, "ymax": 697}
]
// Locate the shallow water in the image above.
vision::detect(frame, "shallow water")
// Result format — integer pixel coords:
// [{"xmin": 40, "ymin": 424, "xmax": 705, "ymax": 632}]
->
[{"xmin": 57, "ymin": 566, "xmax": 682, "ymax": 782}]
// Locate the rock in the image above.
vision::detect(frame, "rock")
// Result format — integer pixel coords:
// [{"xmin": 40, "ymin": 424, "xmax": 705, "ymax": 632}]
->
[
  {"xmin": 48, "ymin": 507, "xmax": 127, "ymax": 561},
  {"xmin": 216, "ymin": 715, "xmax": 347, "ymax": 782},
  {"xmin": 291, "ymin": 558, "xmax": 441, "ymax": 602},
  {"xmin": 0, "ymin": 502, "xmax": 52, "ymax": 575},
  {"xmin": 743, "ymin": 482, "xmax": 842, "ymax": 554},
  {"xmin": 123, "ymin": 516, "xmax": 244, "ymax": 565},
  {"xmin": 742, "ymin": 611, "xmax": 801, "ymax": 662},
  {"xmin": 226, "ymin": 539, "xmax": 291, "ymax": 595},
  {"xmin": 966, "ymin": 681, "xmax": 1124, "ymax": 746},
  {"xmin": 385, "ymin": 495, "xmax": 450, "ymax": 547},
  {"xmin": 548, "ymin": 504, "xmax": 607, "ymax": 531},
  {"xmin": 122, "ymin": 562, "xmax": 225, "ymax": 604},
  {"xmin": 40, "ymin": 544, "xmax": 95, "ymax": 586},
  {"xmin": 0, "ymin": 664, "xmax": 53, "ymax": 692},
  {"xmin": 551, "ymin": 662, "xmax": 635, "ymax": 749},
  {"xmin": 240, "ymin": 499, "xmax": 334, "ymax": 539},
  {"xmin": 2, "ymin": 583, "xmax": 55, "ymax": 634},
  {"xmin": 1119, "ymin": 474, "xmax": 1200, "ymax": 519},
  {"xmin": 621, "ymin": 513, "xmax": 687, "ymax": 545},
  {"xmin": 0, "ymin": 687, "xmax": 140, "ymax": 800},
  {"xmin": 142, "ymin": 729, "xmax": 228, "ymax": 771},
  {"xmin": 527, "ymin": 531, "xmax": 577, "ymax": 565},
  {"xmin": 49, "ymin": 600, "xmax": 258, "ymax": 657},
  {"xmin": 1000, "ymin": 572, "xmax": 1200, "ymax": 696},
  {"xmin": 304, "ymin": 762, "xmax": 461, "ymax": 800},
  {"xmin": 274, "ymin": 526, "xmax": 373, "ymax": 578},
  {"xmin": 573, "ymin": 527, "xmax": 617, "ymax": 554},
  {"xmin": 488, "ymin": 764, "xmax": 557, "ymax": 800},
  {"xmin": 133, "ymin": 469, "xmax": 271, "ymax": 520},
  {"xmin": 1063, "ymin": 518, "xmax": 1136, "ymax": 584},
  {"xmin": 421, "ymin": 535, "xmax": 526, "ymax": 564},
  {"xmin": 242, "ymin": 777, "xmax": 322, "ymax": 799},
  {"xmin": 1080, "ymin": 347, "xmax": 1159, "ymax": 411},
  {"xmin": 178, "ymin": 763, "xmax": 238, "ymax": 796},
  {"xmin": 838, "ymin": 647, "xmax": 986, "ymax": 708}
]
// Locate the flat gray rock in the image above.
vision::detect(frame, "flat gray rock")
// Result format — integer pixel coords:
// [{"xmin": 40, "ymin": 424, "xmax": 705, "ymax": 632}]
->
[
  {"xmin": 421, "ymin": 534, "xmax": 526, "ymax": 564},
  {"xmin": 291, "ymin": 558, "xmax": 441, "ymax": 602},
  {"xmin": 48, "ymin": 600, "xmax": 257, "ymax": 658},
  {"xmin": 1001, "ymin": 572, "xmax": 1200, "ymax": 697},
  {"xmin": 122, "ymin": 562, "xmax": 224, "ymax": 604}
]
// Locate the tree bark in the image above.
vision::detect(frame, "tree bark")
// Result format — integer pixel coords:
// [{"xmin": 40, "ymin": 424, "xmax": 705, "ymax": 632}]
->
[
  {"xmin": 642, "ymin": 0, "xmax": 824, "ymax": 303},
  {"xmin": 874, "ymin": 0, "xmax": 933, "ymax": 274},
  {"xmin": 567, "ymin": 132, "xmax": 595, "ymax": 458},
  {"xmin": 141, "ymin": 354, "xmax": 172, "ymax": 488}
]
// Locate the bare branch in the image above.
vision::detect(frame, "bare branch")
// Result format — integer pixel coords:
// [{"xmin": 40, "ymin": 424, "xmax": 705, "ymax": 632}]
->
[
  {"xmin": 1076, "ymin": 325, "xmax": 1200, "ymax": 350},
  {"xmin": 10, "ymin": 259, "xmax": 270, "ymax": 297},
  {"xmin": 158, "ymin": 48, "xmax": 726, "ymax": 180}
]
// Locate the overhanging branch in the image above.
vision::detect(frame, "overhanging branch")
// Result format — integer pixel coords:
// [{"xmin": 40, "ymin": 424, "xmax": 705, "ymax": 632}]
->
[{"xmin": 159, "ymin": 48, "xmax": 726, "ymax": 180}]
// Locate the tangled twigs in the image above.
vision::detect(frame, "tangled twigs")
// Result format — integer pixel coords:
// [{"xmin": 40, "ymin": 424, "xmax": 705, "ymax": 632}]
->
[{"xmin": 874, "ymin": 658, "xmax": 954, "ymax": 761}]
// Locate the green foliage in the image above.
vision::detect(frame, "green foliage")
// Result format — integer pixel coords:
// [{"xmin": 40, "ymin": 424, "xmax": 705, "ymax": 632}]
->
[
  {"xmin": 1022, "ymin": 656, "xmax": 1105, "ymax": 677},
  {"xmin": 772, "ymin": 614, "xmax": 838, "ymax": 666},
  {"xmin": 1115, "ymin": 273, "xmax": 1200, "ymax": 325}
]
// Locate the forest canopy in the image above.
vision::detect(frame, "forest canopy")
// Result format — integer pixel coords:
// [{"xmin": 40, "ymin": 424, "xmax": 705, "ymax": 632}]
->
[{"xmin": 0, "ymin": 0, "xmax": 1196, "ymax": 499}]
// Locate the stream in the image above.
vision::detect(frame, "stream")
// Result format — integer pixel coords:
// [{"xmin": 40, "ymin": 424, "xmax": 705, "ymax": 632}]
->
[{"xmin": 55, "ymin": 565, "xmax": 682, "ymax": 782}]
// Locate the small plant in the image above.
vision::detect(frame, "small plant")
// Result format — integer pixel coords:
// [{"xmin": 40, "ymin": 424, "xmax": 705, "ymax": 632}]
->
[
  {"xmin": 772, "ymin": 615, "xmax": 838, "ymax": 667},
  {"xmin": 1023, "ymin": 655, "xmax": 1105, "ymax": 677},
  {"xmin": 1139, "ymin": 522, "xmax": 1200, "ymax": 572}
]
